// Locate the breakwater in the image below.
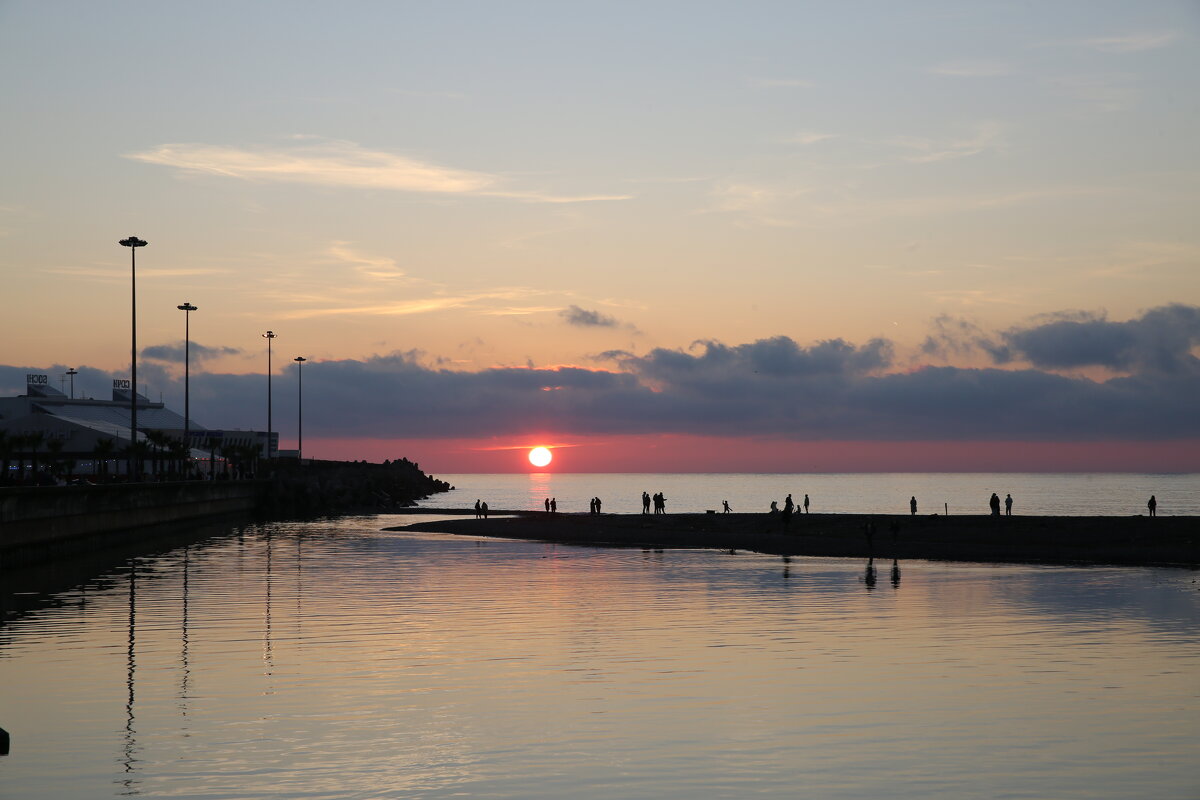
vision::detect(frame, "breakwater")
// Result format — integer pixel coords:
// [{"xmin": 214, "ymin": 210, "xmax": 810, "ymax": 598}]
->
[
  {"xmin": 1, "ymin": 458, "xmax": 451, "ymax": 563},
  {"xmin": 398, "ymin": 510, "xmax": 1200, "ymax": 567}
]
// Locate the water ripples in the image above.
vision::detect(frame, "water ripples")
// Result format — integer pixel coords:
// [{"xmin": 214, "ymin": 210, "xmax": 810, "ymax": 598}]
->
[{"xmin": 1, "ymin": 518, "xmax": 1198, "ymax": 799}]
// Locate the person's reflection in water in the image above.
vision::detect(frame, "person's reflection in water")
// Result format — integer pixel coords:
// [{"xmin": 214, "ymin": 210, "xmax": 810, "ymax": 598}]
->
[
  {"xmin": 864, "ymin": 557, "xmax": 877, "ymax": 590},
  {"xmin": 782, "ymin": 554, "xmax": 791, "ymax": 579},
  {"xmin": 891, "ymin": 558, "xmax": 901, "ymax": 588}
]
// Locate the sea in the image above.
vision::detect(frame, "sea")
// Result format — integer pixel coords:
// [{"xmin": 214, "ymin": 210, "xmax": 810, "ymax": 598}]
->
[
  {"xmin": 424, "ymin": 472, "xmax": 1200, "ymax": 517},
  {"xmin": 1, "ymin": 474, "xmax": 1198, "ymax": 798}
]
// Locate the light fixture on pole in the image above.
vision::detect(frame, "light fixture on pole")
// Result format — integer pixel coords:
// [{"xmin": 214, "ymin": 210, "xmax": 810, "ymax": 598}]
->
[
  {"xmin": 294, "ymin": 357, "xmax": 306, "ymax": 460},
  {"xmin": 65, "ymin": 368, "xmax": 78, "ymax": 399},
  {"xmin": 178, "ymin": 302, "xmax": 198, "ymax": 471},
  {"xmin": 120, "ymin": 236, "xmax": 147, "ymax": 479},
  {"xmin": 263, "ymin": 330, "xmax": 277, "ymax": 459}
]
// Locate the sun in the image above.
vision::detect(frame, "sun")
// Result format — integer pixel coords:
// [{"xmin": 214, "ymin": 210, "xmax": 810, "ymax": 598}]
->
[{"xmin": 528, "ymin": 447, "xmax": 553, "ymax": 468}]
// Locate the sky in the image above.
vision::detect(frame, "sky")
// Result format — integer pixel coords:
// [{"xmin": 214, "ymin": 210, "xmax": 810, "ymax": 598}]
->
[{"xmin": 2, "ymin": 1, "xmax": 1198, "ymax": 472}]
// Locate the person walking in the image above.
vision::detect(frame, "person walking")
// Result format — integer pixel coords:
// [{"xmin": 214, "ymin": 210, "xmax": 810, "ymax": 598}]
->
[{"xmin": 722, "ymin": 500, "xmax": 731, "ymax": 513}]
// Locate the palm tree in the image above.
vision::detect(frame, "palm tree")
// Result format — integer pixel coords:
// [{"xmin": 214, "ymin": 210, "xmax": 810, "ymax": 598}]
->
[
  {"xmin": 92, "ymin": 437, "xmax": 116, "ymax": 480},
  {"xmin": 25, "ymin": 431, "xmax": 45, "ymax": 477},
  {"xmin": 144, "ymin": 430, "xmax": 170, "ymax": 477},
  {"xmin": 46, "ymin": 438, "xmax": 65, "ymax": 480},
  {"xmin": 0, "ymin": 430, "xmax": 13, "ymax": 484}
]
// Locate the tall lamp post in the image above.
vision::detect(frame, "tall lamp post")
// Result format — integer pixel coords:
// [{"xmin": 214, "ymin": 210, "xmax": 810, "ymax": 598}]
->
[
  {"xmin": 178, "ymin": 303, "xmax": 198, "ymax": 472},
  {"xmin": 294, "ymin": 357, "xmax": 306, "ymax": 460},
  {"xmin": 263, "ymin": 330, "xmax": 277, "ymax": 459},
  {"xmin": 65, "ymin": 368, "xmax": 78, "ymax": 399},
  {"xmin": 120, "ymin": 236, "xmax": 147, "ymax": 479}
]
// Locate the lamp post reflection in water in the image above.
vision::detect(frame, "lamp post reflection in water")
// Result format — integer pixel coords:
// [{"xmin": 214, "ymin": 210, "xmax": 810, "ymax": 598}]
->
[{"xmin": 122, "ymin": 559, "xmax": 139, "ymax": 791}]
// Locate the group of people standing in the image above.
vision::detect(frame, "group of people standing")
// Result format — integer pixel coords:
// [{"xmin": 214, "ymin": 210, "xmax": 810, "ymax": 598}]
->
[
  {"xmin": 642, "ymin": 491, "xmax": 668, "ymax": 514},
  {"xmin": 543, "ymin": 497, "xmax": 557, "ymax": 513},
  {"xmin": 473, "ymin": 499, "xmax": 489, "ymax": 518},
  {"xmin": 588, "ymin": 497, "xmax": 603, "ymax": 515}
]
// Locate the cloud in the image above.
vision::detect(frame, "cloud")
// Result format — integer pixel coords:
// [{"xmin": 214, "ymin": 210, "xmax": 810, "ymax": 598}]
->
[
  {"xmin": 999, "ymin": 305, "xmax": 1200, "ymax": 374},
  {"xmin": 1077, "ymin": 32, "xmax": 1180, "ymax": 53},
  {"xmin": 750, "ymin": 78, "xmax": 815, "ymax": 89},
  {"xmin": 916, "ymin": 305, "xmax": 1200, "ymax": 376},
  {"xmin": 126, "ymin": 139, "xmax": 631, "ymax": 204},
  {"xmin": 9, "ymin": 306, "xmax": 1197, "ymax": 444},
  {"xmin": 782, "ymin": 131, "xmax": 836, "ymax": 145},
  {"xmin": 560, "ymin": 305, "xmax": 619, "ymax": 328},
  {"xmin": 892, "ymin": 122, "xmax": 1005, "ymax": 164},
  {"xmin": 928, "ymin": 61, "xmax": 1014, "ymax": 77},
  {"xmin": 141, "ymin": 342, "xmax": 243, "ymax": 363}
]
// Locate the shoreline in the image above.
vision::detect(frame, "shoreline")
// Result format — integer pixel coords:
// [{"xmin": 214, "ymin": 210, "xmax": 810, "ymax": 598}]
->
[{"xmin": 392, "ymin": 509, "xmax": 1199, "ymax": 568}]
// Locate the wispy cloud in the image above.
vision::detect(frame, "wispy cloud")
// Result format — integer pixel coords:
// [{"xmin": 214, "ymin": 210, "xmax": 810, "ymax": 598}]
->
[
  {"xmin": 326, "ymin": 242, "xmax": 406, "ymax": 280},
  {"xmin": 126, "ymin": 139, "xmax": 631, "ymax": 204},
  {"xmin": 928, "ymin": 61, "xmax": 1014, "ymax": 77},
  {"xmin": 1077, "ymin": 32, "xmax": 1180, "ymax": 53},
  {"xmin": 891, "ymin": 122, "xmax": 1005, "ymax": 164},
  {"xmin": 560, "ymin": 305, "xmax": 619, "ymax": 328},
  {"xmin": 782, "ymin": 131, "xmax": 837, "ymax": 146},
  {"xmin": 749, "ymin": 77, "xmax": 815, "ymax": 89}
]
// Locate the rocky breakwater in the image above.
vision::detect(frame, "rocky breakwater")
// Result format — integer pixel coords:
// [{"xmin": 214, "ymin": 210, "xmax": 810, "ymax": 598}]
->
[{"xmin": 262, "ymin": 457, "xmax": 451, "ymax": 518}]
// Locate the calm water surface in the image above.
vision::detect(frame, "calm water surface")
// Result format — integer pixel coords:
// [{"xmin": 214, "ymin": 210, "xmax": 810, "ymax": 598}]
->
[
  {"xmin": 1, "ymin": 514, "xmax": 1198, "ymax": 799},
  {"xmin": 428, "ymin": 472, "xmax": 1200, "ymax": 516}
]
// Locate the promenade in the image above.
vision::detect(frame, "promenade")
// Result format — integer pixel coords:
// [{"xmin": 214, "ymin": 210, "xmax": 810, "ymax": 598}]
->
[{"xmin": 395, "ymin": 509, "xmax": 1199, "ymax": 567}]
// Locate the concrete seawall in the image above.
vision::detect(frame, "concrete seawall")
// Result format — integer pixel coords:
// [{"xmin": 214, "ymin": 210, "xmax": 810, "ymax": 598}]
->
[{"xmin": 1, "ymin": 482, "xmax": 260, "ymax": 554}]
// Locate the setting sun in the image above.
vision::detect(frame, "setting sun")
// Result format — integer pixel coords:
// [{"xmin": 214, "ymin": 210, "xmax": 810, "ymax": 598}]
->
[{"xmin": 528, "ymin": 447, "xmax": 553, "ymax": 468}]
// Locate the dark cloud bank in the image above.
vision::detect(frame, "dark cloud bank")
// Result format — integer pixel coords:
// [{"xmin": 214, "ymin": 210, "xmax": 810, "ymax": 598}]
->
[{"xmin": 5, "ymin": 305, "xmax": 1198, "ymax": 442}]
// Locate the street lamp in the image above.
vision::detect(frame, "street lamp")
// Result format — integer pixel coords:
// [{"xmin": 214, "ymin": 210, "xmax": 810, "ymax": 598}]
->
[
  {"xmin": 262, "ymin": 330, "xmax": 277, "ymax": 459},
  {"xmin": 120, "ymin": 236, "xmax": 147, "ymax": 479},
  {"xmin": 294, "ymin": 357, "xmax": 306, "ymax": 460},
  {"xmin": 178, "ymin": 302, "xmax": 198, "ymax": 472},
  {"xmin": 65, "ymin": 368, "xmax": 78, "ymax": 399}
]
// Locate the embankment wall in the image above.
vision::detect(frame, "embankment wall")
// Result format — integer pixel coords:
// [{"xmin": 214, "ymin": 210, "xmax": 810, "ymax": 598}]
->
[{"xmin": 0, "ymin": 482, "xmax": 260, "ymax": 554}]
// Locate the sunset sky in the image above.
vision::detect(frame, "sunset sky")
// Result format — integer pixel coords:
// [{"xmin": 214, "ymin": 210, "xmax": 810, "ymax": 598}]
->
[{"xmin": 2, "ymin": 1, "xmax": 1198, "ymax": 472}]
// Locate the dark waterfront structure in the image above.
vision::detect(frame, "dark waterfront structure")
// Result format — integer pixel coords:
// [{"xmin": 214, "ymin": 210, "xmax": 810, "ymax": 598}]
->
[{"xmin": 0, "ymin": 374, "xmax": 275, "ymax": 480}]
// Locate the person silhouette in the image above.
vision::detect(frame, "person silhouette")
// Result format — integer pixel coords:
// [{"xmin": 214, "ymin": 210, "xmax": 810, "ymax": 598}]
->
[
  {"xmin": 642, "ymin": 491, "xmax": 651, "ymax": 514},
  {"xmin": 481, "ymin": 501, "xmax": 489, "ymax": 519},
  {"xmin": 989, "ymin": 492, "xmax": 1001, "ymax": 516},
  {"xmin": 595, "ymin": 496, "xmax": 602, "ymax": 514},
  {"xmin": 550, "ymin": 497, "xmax": 557, "ymax": 514},
  {"xmin": 1005, "ymin": 493, "xmax": 1013, "ymax": 516},
  {"xmin": 784, "ymin": 493, "xmax": 794, "ymax": 514},
  {"xmin": 1148, "ymin": 495, "xmax": 1157, "ymax": 517},
  {"xmin": 722, "ymin": 500, "xmax": 731, "ymax": 513},
  {"xmin": 589, "ymin": 497, "xmax": 596, "ymax": 515},
  {"xmin": 769, "ymin": 500, "xmax": 779, "ymax": 513},
  {"xmin": 474, "ymin": 499, "xmax": 481, "ymax": 519},
  {"xmin": 910, "ymin": 496, "xmax": 917, "ymax": 516},
  {"xmin": 803, "ymin": 494, "xmax": 809, "ymax": 514},
  {"xmin": 545, "ymin": 497, "xmax": 550, "ymax": 513}
]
